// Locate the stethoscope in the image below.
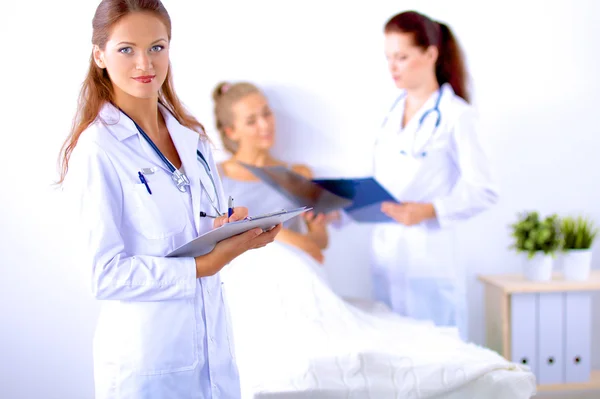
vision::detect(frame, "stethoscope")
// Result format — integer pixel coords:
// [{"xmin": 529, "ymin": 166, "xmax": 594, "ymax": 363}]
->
[
  {"xmin": 119, "ymin": 107, "xmax": 223, "ymax": 218},
  {"xmin": 380, "ymin": 87, "xmax": 443, "ymax": 158}
]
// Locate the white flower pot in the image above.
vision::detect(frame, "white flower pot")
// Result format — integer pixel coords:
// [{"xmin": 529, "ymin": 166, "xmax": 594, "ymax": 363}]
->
[
  {"xmin": 560, "ymin": 249, "xmax": 593, "ymax": 281},
  {"xmin": 522, "ymin": 252, "xmax": 554, "ymax": 281}
]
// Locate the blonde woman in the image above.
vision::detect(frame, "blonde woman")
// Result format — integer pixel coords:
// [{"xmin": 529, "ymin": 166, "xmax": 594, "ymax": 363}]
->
[{"xmin": 213, "ymin": 81, "xmax": 330, "ymax": 264}]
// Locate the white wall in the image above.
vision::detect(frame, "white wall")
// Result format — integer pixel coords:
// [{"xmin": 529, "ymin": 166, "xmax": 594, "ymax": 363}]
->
[{"xmin": 1, "ymin": 0, "xmax": 599, "ymax": 398}]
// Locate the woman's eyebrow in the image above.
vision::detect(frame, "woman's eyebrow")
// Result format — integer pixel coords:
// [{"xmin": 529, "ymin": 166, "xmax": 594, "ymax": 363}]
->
[{"xmin": 116, "ymin": 38, "xmax": 168, "ymax": 46}]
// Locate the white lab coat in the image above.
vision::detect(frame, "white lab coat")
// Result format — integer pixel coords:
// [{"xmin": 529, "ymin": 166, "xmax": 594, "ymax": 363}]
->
[
  {"xmin": 65, "ymin": 102, "xmax": 240, "ymax": 399},
  {"xmin": 371, "ymin": 83, "xmax": 499, "ymax": 339}
]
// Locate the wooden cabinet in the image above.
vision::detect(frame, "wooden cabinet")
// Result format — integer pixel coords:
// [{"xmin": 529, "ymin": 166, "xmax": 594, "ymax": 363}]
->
[{"xmin": 478, "ymin": 271, "xmax": 600, "ymax": 392}]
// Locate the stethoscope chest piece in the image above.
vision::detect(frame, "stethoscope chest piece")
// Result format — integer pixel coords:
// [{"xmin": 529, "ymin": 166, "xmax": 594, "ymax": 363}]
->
[{"xmin": 171, "ymin": 169, "xmax": 191, "ymax": 193}]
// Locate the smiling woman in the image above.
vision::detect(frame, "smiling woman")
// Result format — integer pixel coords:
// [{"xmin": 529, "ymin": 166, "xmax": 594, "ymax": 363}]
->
[
  {"xmin": 57, "ymin": 0, "xmax": 204, "ymax": 182},
  {"xmin": 56, "ymin": 1, "xmax": 282, "ymax": 398},
  {"xmin": 95, "ymin": 13, "xmax": 169, "ymax": 97}
]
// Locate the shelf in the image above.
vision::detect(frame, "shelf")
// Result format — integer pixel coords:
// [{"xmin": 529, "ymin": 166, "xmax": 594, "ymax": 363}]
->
[
  {"xmin": 477, "ymin": 270, "xmax": 600, "ymax": 294},
  {"xmin": 537, "ymin": 369, "xmax": 600, "ymax": 392}
]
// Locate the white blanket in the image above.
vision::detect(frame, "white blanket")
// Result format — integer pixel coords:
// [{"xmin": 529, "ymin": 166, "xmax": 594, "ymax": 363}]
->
[{"xmin": 221, "ymin": 242, "xmax": 537, "ymax": 399}]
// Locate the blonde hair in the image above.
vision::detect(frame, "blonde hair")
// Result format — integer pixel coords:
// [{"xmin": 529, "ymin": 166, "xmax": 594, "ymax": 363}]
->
[{"xmin": 212, "ymin": 81, "xmax": 261, "ymax": 153}]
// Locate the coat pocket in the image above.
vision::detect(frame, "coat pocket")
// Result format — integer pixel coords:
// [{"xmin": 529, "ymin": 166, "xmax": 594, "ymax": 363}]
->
[
  {"xmin": 127, "ymin": 178, "xmax": 188, "ymax": 240},
  {"xmin": 118, "ymin": 299, "xmax": 199, "ymax": 375}
]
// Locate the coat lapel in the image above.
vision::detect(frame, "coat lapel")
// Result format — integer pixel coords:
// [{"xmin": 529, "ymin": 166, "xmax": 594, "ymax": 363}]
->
[
  {"xmin": 408, "ymin": 87, "xmax": 446, "ymax": 155},
  {"xmin": 161, "ymin": 106, "xmax": 204, "ymax": 233}
]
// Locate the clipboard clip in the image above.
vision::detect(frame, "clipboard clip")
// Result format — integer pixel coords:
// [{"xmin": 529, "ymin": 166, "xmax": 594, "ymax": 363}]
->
[{"xmin": 244, "ymin": 209, "xmax": 287, "ymax": 221}]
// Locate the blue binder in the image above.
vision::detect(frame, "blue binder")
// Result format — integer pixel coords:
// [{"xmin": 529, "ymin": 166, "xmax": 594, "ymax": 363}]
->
[{"xmin": 239, "ymin": 163, "xmax": 399, "ymax": 223}]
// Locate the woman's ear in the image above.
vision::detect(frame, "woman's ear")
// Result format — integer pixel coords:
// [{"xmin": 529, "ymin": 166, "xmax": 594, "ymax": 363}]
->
[
  {"xmin": 224, "ymin": 125, "xmax": 238, "ymax": 141},
  {"xmin": 93, "ymin": 45, "xmax": 106, "ymax": 69},
  {"xmin": 425, "ymin": 45, "xmax": 439, "ymax": 64}
]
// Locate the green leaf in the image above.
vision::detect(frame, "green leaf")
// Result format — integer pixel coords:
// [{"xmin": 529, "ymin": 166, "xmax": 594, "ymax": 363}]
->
[
  {"xmin": 560, "ymin": 215, "xmax": 598, "ymax": 250},
  {"xmin": 509, "ymin": 211, "xmax": 563, "ymax": 256}
]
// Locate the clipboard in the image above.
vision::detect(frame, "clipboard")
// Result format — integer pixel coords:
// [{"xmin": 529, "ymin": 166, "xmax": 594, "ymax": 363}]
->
[
  {"xmin": 239, "ymin": 162, "xmax": 399, "ymax": 223},
  {"xmin": 166, "ymin": 206, "xmax": 311, "ymax": 258}
]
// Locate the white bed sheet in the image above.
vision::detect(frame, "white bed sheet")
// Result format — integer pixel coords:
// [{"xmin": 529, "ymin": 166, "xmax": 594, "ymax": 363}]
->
[{"xmin": 221, "ymin": 242, "xmax": 537, "ymax": 399}]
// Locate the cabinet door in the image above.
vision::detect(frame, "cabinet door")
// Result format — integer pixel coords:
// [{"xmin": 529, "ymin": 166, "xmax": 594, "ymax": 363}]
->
[
  {"xmin": 564, "ymin": 292, "xmax": 592, "ymax": 383},
  {"xmin": 537, "ymin": 293, "xmax": 565, "ymax": 384},
  {"xmin": 510, "ymin": 293, "xmax": 537, "ymax": 375}
]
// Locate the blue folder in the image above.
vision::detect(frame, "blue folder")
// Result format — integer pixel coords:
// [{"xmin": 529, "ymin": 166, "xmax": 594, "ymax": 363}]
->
[
  {"xmin": 239, "ymin": 163, "xmax": 399, "ymax": 223},
  {"xmin": 312, "ymin": 177, "xmax": 399, "ymax": 223}
]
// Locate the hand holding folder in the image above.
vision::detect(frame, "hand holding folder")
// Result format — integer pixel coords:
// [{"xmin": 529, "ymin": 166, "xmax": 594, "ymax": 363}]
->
[{"xmin": 238, "ymin": 163, "xmax": 400, "ymax": 223}]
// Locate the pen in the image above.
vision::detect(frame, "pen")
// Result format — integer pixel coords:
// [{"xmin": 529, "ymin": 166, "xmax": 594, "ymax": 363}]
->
[
  {"xmin": 228, "ymin": 196, "xmax": 234, "ymax": 218},
  {"xmin": 138, "ymin": 171, "xmax": 152, "ymax": 195}
]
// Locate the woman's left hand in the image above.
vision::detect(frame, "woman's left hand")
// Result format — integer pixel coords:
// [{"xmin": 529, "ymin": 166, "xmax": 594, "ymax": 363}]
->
[
  {"xmin": 381, "ymin": 202, "xmax": 436, "ymax": 226},
  {"xmin": 304, "ymin": 211, "xmax": 327, "ymax": 228},
  {"xmin": 213, "ymin": 207, "xmax": 249, "ymax": 229},
  {"xmin": 303, "ymin": 211, "xmax": 329, "ymax": 249}
]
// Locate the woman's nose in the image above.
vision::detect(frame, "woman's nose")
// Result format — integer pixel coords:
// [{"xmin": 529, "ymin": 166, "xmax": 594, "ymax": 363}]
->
[{"xmin": 136, "ymin": 54, "xmax": 153, "ymax": 71}]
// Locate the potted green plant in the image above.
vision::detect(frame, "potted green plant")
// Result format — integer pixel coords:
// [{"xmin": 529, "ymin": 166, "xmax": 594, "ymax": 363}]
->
[
  {"xmin": 556, "ymin": 216, "xmax": 597, "ymax": 281},
  {"xmin": 509, "ymin": 211, "xmax": 561, "ymax": 281}
]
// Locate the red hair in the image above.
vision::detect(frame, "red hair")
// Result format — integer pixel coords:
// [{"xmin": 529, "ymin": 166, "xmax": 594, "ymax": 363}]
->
[
  {"xmin": 384, "ymin": 11, "xmax": 470, "ymax": 103},
  {"xmin": 56, "ymin": 0, "xmax": 205, "ymax": 184}
]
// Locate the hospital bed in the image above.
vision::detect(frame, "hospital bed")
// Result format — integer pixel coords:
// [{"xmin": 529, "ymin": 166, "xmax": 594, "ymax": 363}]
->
[{"xmin": 221, "ymin": 243, "xmax": 537, "ymax": 399}]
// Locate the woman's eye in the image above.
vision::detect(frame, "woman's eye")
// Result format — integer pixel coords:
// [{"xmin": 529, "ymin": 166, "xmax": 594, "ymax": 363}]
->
[
  {"xmin": 119, "ymin": 47, "xmax": 132, "ymax": 54},
  {"xmin": 151, "ymin": 45, "xmax": 164, "ymax": 52}
]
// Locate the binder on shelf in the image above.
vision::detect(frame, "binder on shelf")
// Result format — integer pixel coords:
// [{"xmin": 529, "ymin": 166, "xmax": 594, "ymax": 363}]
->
[
  {"xmin": 564, "ymin": 292, "xmax": 592, "ymax": 384},
  {"xmin": 537, "ymin": 293, "xmax": 565, "ymax": 385},
  {"xmin": 510, "ymin": 293, "xmax": 538, "ymax": 376}
]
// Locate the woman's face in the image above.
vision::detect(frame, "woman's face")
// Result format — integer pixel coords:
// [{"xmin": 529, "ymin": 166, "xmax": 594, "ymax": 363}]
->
[
  {"xmin": 227, "ymin": 93, "xmax": 276, "ymax": 152},
  {"xmin": 384, "ymin": 32, "xmax": 437, "ymax": 90},
  {"xmin": 93, "ymin": 11, "xmax": 170, "ymax": 100}
]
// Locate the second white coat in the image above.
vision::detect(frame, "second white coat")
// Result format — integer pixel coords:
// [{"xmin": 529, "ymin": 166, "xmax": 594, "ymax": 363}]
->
[{"xmin": 371, "ymin": 83, "xmax": 499, "ymax": 339}]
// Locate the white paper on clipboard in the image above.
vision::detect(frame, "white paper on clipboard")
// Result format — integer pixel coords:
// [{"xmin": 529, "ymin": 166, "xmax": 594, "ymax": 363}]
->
[{"xmin": 166, "ymin": 206, "xmax": 311, "ymax": 258}]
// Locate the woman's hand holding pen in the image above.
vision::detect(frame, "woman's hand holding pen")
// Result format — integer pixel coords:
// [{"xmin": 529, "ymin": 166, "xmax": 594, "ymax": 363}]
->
[
  {"xmin": 195, "ymin": 206, "xmax": 283, "ymax": 278},
  {"xmin": 213, "ymin": 206, "xmax": 248, "ymax": 229}
]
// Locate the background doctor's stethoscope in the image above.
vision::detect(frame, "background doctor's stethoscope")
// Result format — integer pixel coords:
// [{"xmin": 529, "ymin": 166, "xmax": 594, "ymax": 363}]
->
[{"xmin": 380, "ymin": 86, "xmax": 443, "ymax": 158}]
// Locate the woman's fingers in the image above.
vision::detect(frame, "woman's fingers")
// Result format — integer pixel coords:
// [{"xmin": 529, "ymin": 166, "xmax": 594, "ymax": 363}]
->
[
  {"xmin": 213, "ymin": 206, "xmax": 249, "ymax": 228},
  {"xmin": 248, "ymin": 224, "xmax": 282, "ymax": 249},
  {"xmin": 213, "ymin": 215, "xmax": 229, "ymax": 229},
  {"xmin": 229, "ymin": 206, "xmax": 248, "ymax": 222}
]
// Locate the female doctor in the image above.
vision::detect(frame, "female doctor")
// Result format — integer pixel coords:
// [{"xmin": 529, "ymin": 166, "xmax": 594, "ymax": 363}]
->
[
  {"xmin": 57, "ymin": 1, "xmax": 281, "ymax": 398},
  {"xmin": 371, "ymin": 10, "xmax": 499, "ymax": 340}
]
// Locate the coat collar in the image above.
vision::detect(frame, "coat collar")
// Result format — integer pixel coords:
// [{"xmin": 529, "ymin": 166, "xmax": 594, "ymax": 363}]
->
[
  {"xmin": 98, "ymin": 101, "xmax": 208, "ymax": 231},
  {"xmin": 97, "ymin": 101, "xmax": 200, "ymax": 143}
]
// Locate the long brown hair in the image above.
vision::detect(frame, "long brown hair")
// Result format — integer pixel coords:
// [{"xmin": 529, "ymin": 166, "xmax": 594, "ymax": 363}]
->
[
  {"xmin": 56, "ymin": 0, "xmax": 205, "ymax": 184},
  {"xmin": 384, "ymin": 11, "xmax": 470, "ymax": 103}
]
